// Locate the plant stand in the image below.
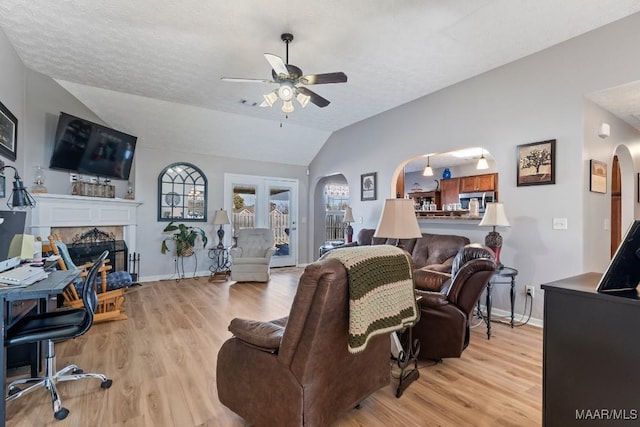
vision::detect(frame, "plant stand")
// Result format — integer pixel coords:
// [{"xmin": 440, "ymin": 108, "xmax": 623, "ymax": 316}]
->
[{"xmin": 174, "ymin": 252, "xmax": 199, "ymax": 282}]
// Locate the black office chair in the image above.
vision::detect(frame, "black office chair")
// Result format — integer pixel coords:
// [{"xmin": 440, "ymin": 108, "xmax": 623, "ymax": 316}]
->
[{"xmin": 5, "ymin": 251, "xmax": 113, "ymax": 420}]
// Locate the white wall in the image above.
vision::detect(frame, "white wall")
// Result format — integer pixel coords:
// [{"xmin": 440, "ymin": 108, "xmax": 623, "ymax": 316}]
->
[{"xmin": 309, "ymin": 13, "xmax": 640, "ymax": 323}]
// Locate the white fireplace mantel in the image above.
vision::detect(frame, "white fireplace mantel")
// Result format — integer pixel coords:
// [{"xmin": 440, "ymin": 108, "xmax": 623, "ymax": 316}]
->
[{"xmin": 29, "ymin": 194, "xmax": 143, "ymax": 252}]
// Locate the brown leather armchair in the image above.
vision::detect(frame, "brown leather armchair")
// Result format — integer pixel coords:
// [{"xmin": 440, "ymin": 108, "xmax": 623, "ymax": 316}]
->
[
  {"xmin": 329, "ymin": 228, "xmax": 470, "ymax": 292},
  {"xmin": 216, "ymin": 258, "xmax": 391, "ymax": 427},
  {"xmin": 412, "ymin": 244, "xmax": 496, "ymax": 360}
]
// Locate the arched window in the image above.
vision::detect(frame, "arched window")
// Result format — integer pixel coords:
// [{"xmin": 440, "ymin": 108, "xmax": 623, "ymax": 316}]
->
[{"xmin": 158, "ymin": 162, "xmax": 208, "ymax": 222}]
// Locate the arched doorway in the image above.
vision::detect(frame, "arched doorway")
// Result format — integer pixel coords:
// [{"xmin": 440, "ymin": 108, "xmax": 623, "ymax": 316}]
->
[
  {"xmin": 313, "ymin": 174, "xmax": 349, "ymax": 259},
  {"xmin": 610, "ymin": 155, "xmax": 621, "ymax": 257}
]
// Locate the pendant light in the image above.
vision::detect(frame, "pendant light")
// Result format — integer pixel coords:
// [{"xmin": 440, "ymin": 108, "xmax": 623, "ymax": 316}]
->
[
  {"xmin": 423, "ymin": 156, "xmax": 434, "ymax": 176},
  {"xmin": 477, "ymin": 149, "xmax": 489, "ymax": 170}
]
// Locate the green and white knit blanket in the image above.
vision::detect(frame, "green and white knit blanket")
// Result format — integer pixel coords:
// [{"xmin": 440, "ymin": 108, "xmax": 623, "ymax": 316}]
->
[{"xmin": 321, "ymin": 245, "xmax": 418, "ymax": 353}]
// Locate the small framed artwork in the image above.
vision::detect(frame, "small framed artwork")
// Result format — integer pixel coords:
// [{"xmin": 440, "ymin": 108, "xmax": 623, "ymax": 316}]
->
[
  {"xmin": 0, "ymin": 175, "xmax": 5, "ymax": 198},
  {"xmin": 361, "ymin": 172, "xmax": 377, "ymax": 201},
  {"xmin": 0, "ymin": 100, "xmax": 17, "ymax": 161},
  {"xmin": 517, "ymin": 139, "xmax": 556, "ymax": 186},
  {"xmin": 589, "ymin": 160, "xmax": 607, "ymax": 194}
]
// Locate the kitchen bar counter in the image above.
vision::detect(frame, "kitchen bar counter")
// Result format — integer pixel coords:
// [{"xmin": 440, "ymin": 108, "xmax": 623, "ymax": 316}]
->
[{"xmin": 416, "ymin": 210, "xmax": 482, "ymax": 223}]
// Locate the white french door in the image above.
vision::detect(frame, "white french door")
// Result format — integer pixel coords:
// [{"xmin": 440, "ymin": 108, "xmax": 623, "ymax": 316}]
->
[{"xmin": 224, "ymin": 174, "xmax": 298, "ymax": 267}]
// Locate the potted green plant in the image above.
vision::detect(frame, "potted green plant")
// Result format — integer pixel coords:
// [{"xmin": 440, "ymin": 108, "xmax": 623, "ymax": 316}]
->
[{"xmin": 161, "ymin": 222, "xmax": 208, "ymax": 257}]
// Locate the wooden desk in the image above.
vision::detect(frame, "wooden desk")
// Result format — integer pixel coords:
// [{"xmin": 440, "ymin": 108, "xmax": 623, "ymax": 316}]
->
[
  {"xmin": 0, "ymin": 270, "xmax": 81, "ymax": 427},
  {"xmin": 541, "ymin": 273, "xmax": 640, "ymax": 426}
]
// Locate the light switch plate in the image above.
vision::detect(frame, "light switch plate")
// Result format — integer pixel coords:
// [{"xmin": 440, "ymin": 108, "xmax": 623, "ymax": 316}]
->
[{"xmin": 553, "ymin": 218, "xmax": 568, "ymax": 230}]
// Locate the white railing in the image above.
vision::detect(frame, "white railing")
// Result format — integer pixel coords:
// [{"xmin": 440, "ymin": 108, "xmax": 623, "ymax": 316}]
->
[{"xmin": 232, "ymin": 209, "xmax": 290, "ymax": 244}]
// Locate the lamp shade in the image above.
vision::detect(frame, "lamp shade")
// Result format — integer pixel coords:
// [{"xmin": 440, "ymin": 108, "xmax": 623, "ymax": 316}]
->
[
  {"xmin": 476, "ymin": 156, "xmax": 489, "ymax": 170},
  {"xmin": 479, "ymin": 203, "xmax": 510, "ymax": 227},
  {"xmin": 374, "ymin": 198, "xmax": 422, "ymax": 239},
  {"xmin": 344, "ymin": 206, "xmax": 355, "ymax": 223},
  {"xmin": 213, "ymin": 209, "xmax": 231, "ymax": 225}
]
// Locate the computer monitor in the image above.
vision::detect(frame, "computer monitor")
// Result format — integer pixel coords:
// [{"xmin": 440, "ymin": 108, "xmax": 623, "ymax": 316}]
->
[
  {"xmin": 0, "ymin": 210, "xmax": 27, "ymax": 261},
  {"xmin": 597, "ymin": 219, "xmax": 640, "ymax": 295}
]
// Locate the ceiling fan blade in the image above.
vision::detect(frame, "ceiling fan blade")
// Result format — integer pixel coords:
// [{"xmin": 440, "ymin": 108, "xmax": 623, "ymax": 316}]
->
[
  {"xmin": 299, "ymin": 72, "xmax": 347, "ymax": 85},
  {"xmin": 264, "ymin": 53, "xmax": 289, "ymax": 77},
  {"xmin": 221, "ymin": 77, "xmax": 274, "ymax": 83},
  {"xmin": 297, "ymin": 87, "xmax": 330, "ymax": 108}
]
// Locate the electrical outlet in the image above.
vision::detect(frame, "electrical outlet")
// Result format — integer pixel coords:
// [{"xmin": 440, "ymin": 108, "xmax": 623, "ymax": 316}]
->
[
  {"xmin": 69, "ymin": 173, "xmax": 77, "ymax": 182},
  {"xmin": 526, "ymin": 285, "xmax": 535, "ymax": 298}
]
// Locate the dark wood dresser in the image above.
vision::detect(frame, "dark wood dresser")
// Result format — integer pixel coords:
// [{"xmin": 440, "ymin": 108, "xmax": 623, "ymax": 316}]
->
[{"xmin": 541, "ymin": 273, "xmax": 640, "ymax": 426}]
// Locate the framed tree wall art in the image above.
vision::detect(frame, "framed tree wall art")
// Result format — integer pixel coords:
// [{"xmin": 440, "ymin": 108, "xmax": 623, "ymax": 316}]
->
[
  {"xmin": 361, "ymin": 172, "xmax": 377, "ymax": 201},
  {"xmin": 0, "ymin": 100, "xmax": 17, "ymax": 161},
  {"xmin": 517, "ymin": 139, "xmax": 556, "ymax": 186},
  {"xmin": 589, "ymin": 160, "xmax": 607, "ymax": 194}
]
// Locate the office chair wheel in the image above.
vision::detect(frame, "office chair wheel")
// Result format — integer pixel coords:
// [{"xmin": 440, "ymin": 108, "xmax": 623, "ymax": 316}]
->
[
  {"xmin": 54, "ymin": 408, "xmax": 69, "ymax": 420},
  {"xmin": 101, "ymin": 379, "xmax": 113, "ymax": 389},
  {"xmin": 8, "ymin": 386, "xmax": 21, "ymax": 396}
]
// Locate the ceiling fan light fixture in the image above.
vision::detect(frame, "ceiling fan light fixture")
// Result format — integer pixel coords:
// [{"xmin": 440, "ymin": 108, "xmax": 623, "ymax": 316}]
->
[
  {"xmin": 263, "ymin": 91, "xmax": 278, "ymax": 107},
  {"xmin": 278, "ymin": 84, "xmax": 294, "ymax": 101},
  {"xmin": 296, "ymin": 91, "xmax": 311, "ymax": 108},
  {"xmin": 281, "ymin": 100, "xmax": 295, "ymax": 114}
]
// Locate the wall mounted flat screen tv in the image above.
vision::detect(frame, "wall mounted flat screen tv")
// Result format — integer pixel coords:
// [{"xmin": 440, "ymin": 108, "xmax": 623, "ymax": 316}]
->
[{"xmin": 49, "ymin": 112, "xmax": 137, "ymax": 180}]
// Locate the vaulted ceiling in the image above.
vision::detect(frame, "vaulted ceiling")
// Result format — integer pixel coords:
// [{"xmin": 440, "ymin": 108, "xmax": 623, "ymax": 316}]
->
[{"xmin": 1, "ymin": 1, "xmax": 639, "ymax": 166}]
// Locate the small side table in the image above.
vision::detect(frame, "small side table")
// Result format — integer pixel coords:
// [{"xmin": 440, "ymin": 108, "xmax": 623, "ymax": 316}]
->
[
  {"xmin": 208, "ymin": 246, "xmax": 232, "ymax": 282},
  {"xmin": 482, "ymin": 266, "xmax": 518, "ymax": 339}
]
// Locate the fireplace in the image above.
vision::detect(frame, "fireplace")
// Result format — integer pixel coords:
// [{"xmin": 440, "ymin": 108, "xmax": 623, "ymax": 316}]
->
[
  {"xmin": 30, "ymin": 194, "xmax": 142, "ymax": 271},
  {"xmin": 56, "ymin": 227, "xmax": 129, "ymax": 273}
]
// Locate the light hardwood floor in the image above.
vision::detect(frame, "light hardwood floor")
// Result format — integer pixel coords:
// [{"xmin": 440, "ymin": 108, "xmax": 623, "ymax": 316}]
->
[{"xmin": 6, "ymin": 267, "xmax": 542, "ymax": 426}]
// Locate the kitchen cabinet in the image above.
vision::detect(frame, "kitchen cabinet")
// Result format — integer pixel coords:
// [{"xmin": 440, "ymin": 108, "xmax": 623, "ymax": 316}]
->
[
  {"xmin": 460, "ymin": 173, "xmax": 497, "ymax": 192},
  {"xmin": 440, "ymin": 178, "xmax": 460, "ymax": 207}
]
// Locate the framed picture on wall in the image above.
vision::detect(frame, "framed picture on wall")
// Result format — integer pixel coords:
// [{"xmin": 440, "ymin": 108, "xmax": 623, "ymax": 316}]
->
[
  {"xmin": 0, "ymin": 100, "xmax": 17, "ymax": 161},
  {"xmin": 361, "ymin": 172, "xmax": 377, "ymax": 201},
  {"xmin": 589, "ymin": 160, "xmax": 607, "ymax": 194},
  {"xmin": 517, "ymin": 139, "xmax": 556, "ymax": 186}
]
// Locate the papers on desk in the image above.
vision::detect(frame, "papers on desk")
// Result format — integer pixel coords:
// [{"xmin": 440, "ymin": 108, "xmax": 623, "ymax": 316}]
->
[{"xmin": 0, "ymin": 265, "xmax": 49, "ymax": 287}]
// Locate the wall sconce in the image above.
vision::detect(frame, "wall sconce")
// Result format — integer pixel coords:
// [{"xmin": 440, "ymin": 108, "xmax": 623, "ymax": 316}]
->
[
  {"xmin": 0, "ymin": 160, "xmax": 37, "ymax": 209},
  {"xmin": 598, "ymin": 122, "xmax": 610, "ymax": 139}
]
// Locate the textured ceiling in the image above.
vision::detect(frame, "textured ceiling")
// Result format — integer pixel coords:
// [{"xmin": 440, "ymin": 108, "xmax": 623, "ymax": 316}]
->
[{"xmin": 1, "ymin": 1, "xmax": 640, "ymax": 166}]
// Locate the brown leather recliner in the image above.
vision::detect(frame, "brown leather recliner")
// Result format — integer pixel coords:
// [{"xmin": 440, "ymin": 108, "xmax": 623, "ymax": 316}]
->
[
  {"xmin": 411, "ymin": 244, "xmax": 496, "ymax": 360},
  {"xmin": 216, "ymin": 258, "xmax": 391, "ymax": 427},
  {"xmin": 332, "ymin": 228, "xmax": 470, "ymax": 292}
]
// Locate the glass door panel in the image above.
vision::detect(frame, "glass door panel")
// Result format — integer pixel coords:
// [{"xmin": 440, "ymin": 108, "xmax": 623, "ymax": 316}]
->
[
  {"xmin": 268, "ymin": 183, "xmax": 295, "ymax": 267},
  {"xmin": 225, "ymin": 174, "xmax": 298, "ymax": 267}
]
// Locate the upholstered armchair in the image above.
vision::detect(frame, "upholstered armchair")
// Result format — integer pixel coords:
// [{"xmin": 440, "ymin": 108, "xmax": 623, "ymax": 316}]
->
[
  {"xmin": 216, "ymin": 257, "xmax": 392, "ymax": 427},
  {"xmin": 411, "ymin": 244, "xmax": 496, "ymax": 360},
  {"xmin": 229, "ymin": 228, "xmax": 276, "ymax": 282}
]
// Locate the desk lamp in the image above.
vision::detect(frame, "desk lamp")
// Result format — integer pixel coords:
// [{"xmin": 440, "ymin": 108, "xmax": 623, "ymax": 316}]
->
[
  {"xmin": 213, "ymin": 209, "xmax": 231, "ymax": 249},
  {"xmin": 0, "ymin": 161, "xmax": 37, "ymax": 209},
  {"xmin": 479, "ymin": 202, "xmax": 510, "ymax": 268},
  {"xmin": 344, "ymin": 206, "xmax": 355, "ymax": 243},
  {"xmin": 374, "ymin": 198, "xmax": 422, "ymax": 249}
]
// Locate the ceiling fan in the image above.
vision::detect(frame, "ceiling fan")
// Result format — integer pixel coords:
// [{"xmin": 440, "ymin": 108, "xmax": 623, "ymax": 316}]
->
[{"xmin": 221, "ymin": 33, "xmax": 347, "ymax": 114}]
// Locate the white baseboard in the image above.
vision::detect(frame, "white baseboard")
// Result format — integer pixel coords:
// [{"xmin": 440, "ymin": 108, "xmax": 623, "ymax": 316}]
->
[{"xmin": 482, "ymin": 305, "xmax": 543, "ymax": 328}]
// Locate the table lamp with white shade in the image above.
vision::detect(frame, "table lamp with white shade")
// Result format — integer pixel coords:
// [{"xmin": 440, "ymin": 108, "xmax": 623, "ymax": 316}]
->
[
  {"xmin": 374, "ymin": 198, "xmax": 422, "ymax": 247},
  {"xmin": 213, "ymin": 209, "xmax": 231, "ymax": 249},
  {"xmin": 479, "ymin": 202, "xmax": 510, "ymax": 269},
  {"xmin": 344, "ymin": 206, "xmax": 355, "ymax": 243}
]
